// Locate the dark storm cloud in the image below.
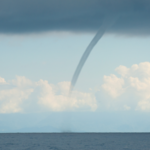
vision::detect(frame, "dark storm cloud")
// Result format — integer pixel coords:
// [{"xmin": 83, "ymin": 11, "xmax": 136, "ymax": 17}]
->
[{"xmin": 0, "ymin": 0, "xmax": 150, "ymax": 34}]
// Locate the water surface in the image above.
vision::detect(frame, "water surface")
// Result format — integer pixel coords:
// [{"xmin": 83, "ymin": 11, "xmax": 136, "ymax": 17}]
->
[{"xmin": 0, "ymin": 133, "xmax": 150, "ymax": 150}]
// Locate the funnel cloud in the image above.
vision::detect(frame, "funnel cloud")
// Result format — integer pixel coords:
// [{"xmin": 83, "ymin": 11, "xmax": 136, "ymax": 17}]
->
[{"xmin": 70, "ymin": 15, "xmax": 118, "ymax": 92}]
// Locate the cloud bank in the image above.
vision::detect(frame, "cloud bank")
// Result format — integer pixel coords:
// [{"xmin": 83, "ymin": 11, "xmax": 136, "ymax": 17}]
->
[
  {"xmin": 0, "ymin": 0, "xmax": 150, "ymax": 35},
  {"xmin": 0, "ymin": 76, "xmax": 97, "ymax": 113},
  {"xmin": 101, "ymin": 62, "xmax": 150, "ymax": 111},
  {"xmin": 1, "ymin": 62, "xmax": 150, "ymax": 113}
]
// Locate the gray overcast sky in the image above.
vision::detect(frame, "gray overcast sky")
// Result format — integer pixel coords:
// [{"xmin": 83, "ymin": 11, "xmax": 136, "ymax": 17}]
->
[{"xmin": 0, "ymin": 0, "xmax": 150, "ymax": 34}]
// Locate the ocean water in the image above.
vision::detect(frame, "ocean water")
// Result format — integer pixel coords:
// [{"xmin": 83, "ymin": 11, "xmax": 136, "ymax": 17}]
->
[{"xmin": 0, "ymin": 133, "xmax": 150, "ymax": 150}]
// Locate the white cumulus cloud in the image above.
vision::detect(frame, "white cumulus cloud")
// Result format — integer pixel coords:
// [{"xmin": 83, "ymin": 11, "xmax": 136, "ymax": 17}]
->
[
  {"xmin": 0, "ymin": 76, "xmax": 97, "ymax": 113},
  {"xmin": 101, "ymin": 62, "xmax": 150, "ymax": 111},
  {"xmin": 0, "ymin": 77, "xmax": 7, "ymax": 84},
  {"xmin": 102, "ymin": 74, "xmax": 125, "ymax": 98},
  {"xmin": 1, "ymin": 61, "xmax": 150, "ymax": 113},
  {"xmin": 0, "ymin": 76, "xmax": 34, "ymax": 113},
  {"xmin": 37, "ymin": 80, "xmax": 97, "ymax": 112}
]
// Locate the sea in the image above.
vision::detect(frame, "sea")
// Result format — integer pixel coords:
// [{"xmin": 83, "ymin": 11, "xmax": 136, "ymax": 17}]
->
[{"xmin": 0, "ymin": 133, "xmax": 150, "ymax": 150}]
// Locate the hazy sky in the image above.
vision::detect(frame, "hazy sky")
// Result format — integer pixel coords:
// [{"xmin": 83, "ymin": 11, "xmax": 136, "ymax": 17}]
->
[{"xmin": 0, "ymin": 0, "xmax": 150, "ymax": 132}]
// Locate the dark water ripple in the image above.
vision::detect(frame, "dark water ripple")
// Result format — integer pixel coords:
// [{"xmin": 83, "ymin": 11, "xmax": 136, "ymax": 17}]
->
[{"xmin": 0, "ymin": 133, "xmax": 150, "ymax": 150}]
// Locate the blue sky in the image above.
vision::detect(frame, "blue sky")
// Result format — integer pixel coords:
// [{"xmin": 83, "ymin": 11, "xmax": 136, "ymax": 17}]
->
[
  {"xmin": 1, "ymin": 32, "xmax": 150, "ymax": 132},
  {"xmin": 1, "ymin": 33, "xmax": 150, "ymax": 85}
]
